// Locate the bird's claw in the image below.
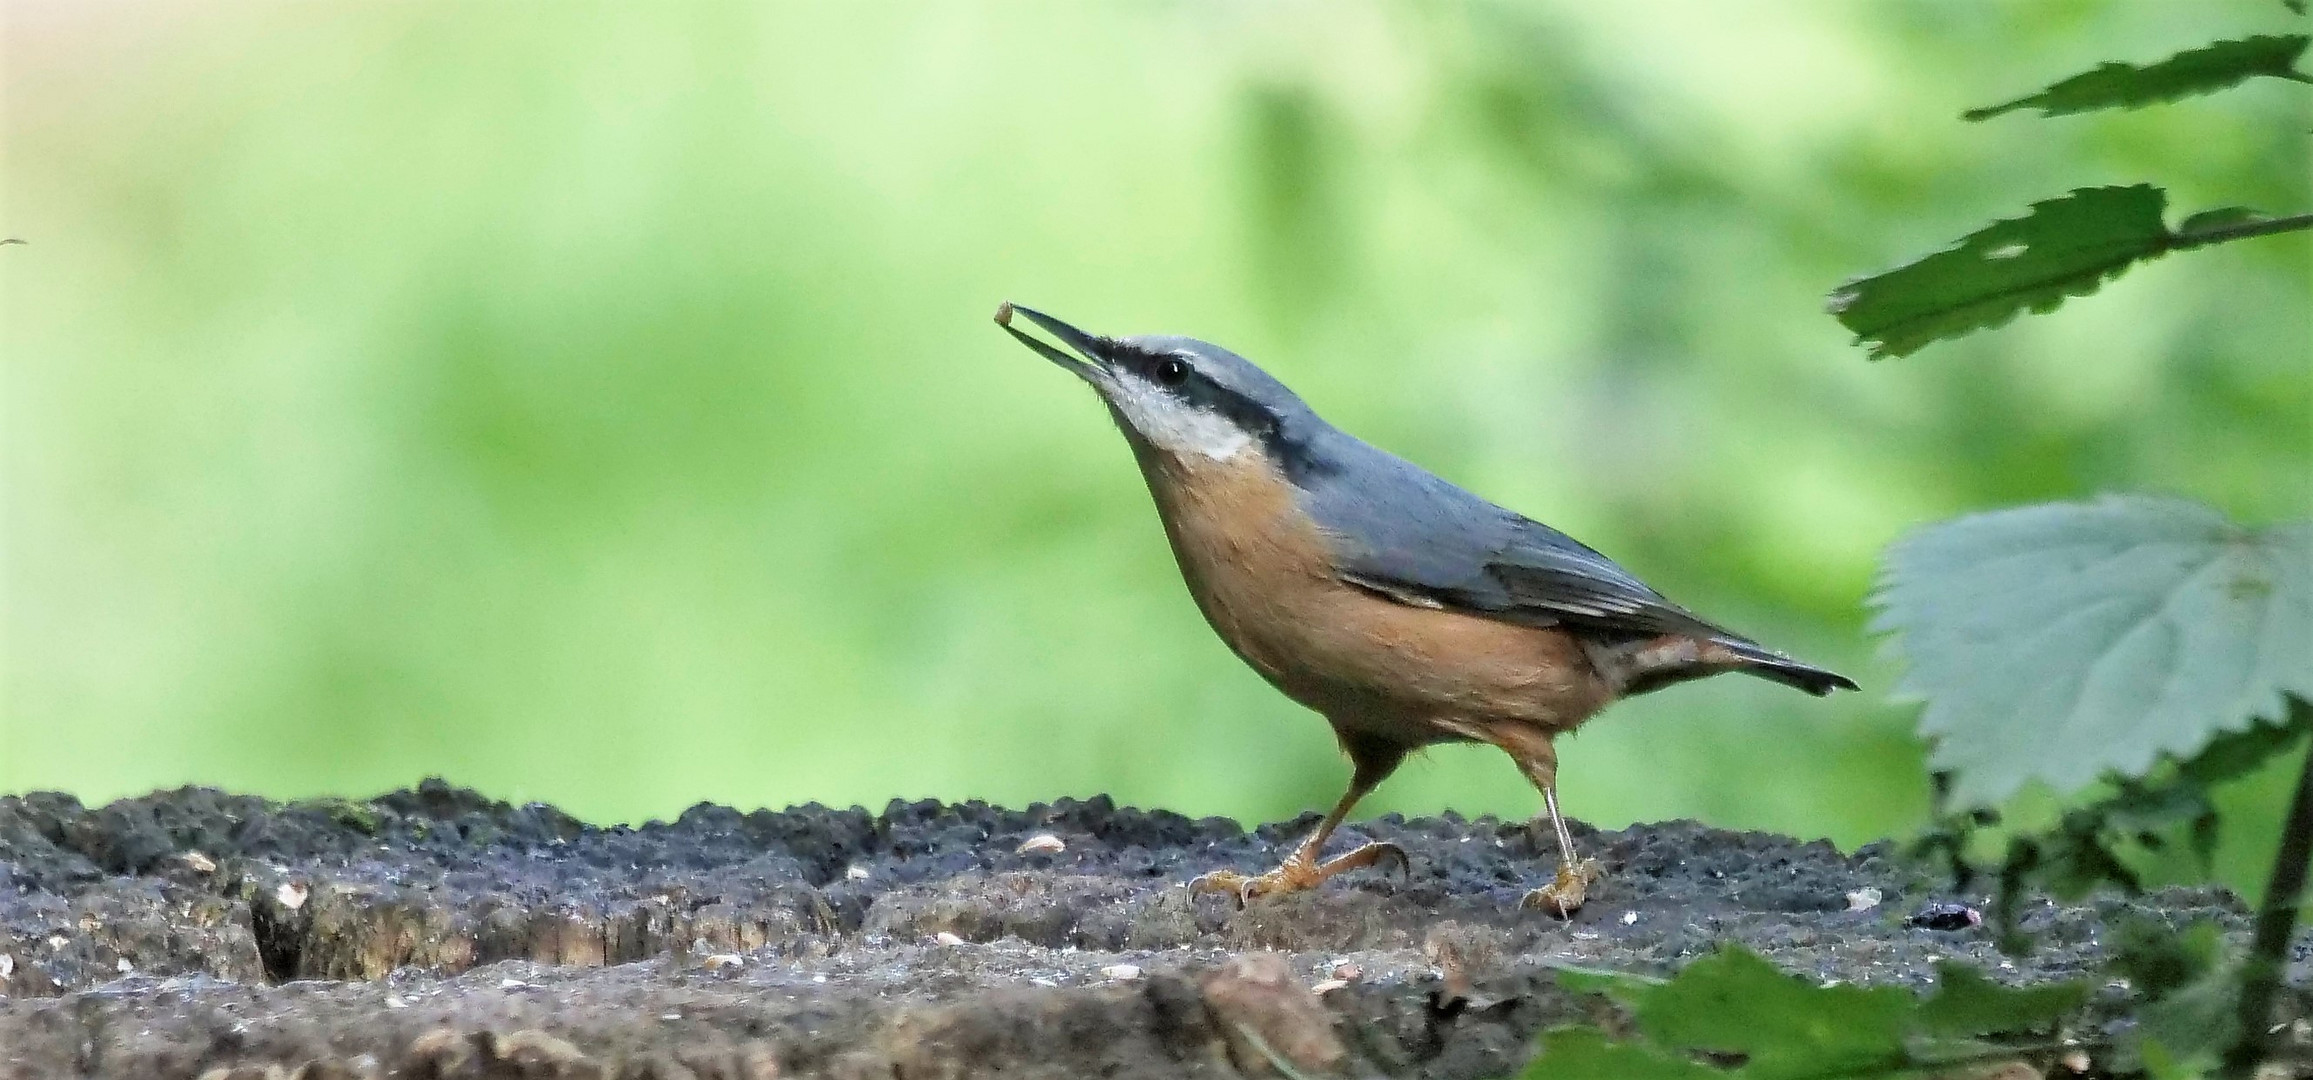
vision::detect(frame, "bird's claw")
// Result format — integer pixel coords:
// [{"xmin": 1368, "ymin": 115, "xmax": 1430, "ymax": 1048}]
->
[
  {"xmin": 1190, "ymin": 841, "xmax": 1409, "ymax": 907},
  {"xmin": 1521, "ymin": 858, "xmax": 1603, "ymax": 918},
  {"xmin": 1188, "ymin": 867, "xmax": 1303, "ymax": 907}
]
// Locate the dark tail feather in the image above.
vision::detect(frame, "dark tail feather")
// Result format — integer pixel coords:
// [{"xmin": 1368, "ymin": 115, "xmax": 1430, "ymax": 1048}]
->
[
  {"xmin": 1605, "ymin": 635, "xmax": 1859, "ymax": 697},
  {"xmin": 1719, "ymin": 641, "xmax": 1858, "ymax": 697}
]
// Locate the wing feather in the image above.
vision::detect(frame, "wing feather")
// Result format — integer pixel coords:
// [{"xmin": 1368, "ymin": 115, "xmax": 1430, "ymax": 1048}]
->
[{"xmin": 1297, "ymin": 435, "xmax": 1734, "ymax": 642}]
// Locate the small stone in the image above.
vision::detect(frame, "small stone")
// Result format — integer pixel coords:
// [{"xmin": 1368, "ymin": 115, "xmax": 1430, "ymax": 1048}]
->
[
  {"xmin": 1101, "ymin": 963, "xmax": 1142, "ymax": 981},
  {"xmin": 845, "ymin": 865, "xmax": 871, "ymax": 881},
  {"xmin": 0, "ymin": 954, "xmax": 13, "ymax": 979},
  {"xmin": 811, "ymin": 973, "xmax": 828, "ymax": 983},
  {"xmin": 116, "ymin": 957, "xmax": 132, "ymax": 973},
  {"xmin": 384, "ymin": 993, "xmax": 407, "ymax": 1008},
  {"xmin": 1201, "ymin": 953, "xmax": 1346, "ymax": 1075},
  {"xmin": 703, "ymin": 953, "xmax": 746, "ymax": 971},
  {"xmin": 1846, "ymin": 887, "xmax": 1883, "ymax": 912},
  {"xmin": 492, "ymin": 1030, "xmax": 588, "ymax": 1070},
  {"xmin": 934, "ymin": 932, "xmax": 967, "ymax": 947},
  {"xmin": 2060, "ymin": 1050, "xmax": 2091, "ymax": 1073},
  {"xmin": 409, "ymin": 1027, "xmax": 471, "ymax": 1070},
  {"xmin": 1907, "ymin": 902, "xmax": 1981, "ymax": 931},
  {"xmin": 275, "ymin": 881, "xmax": 310, "ymax": 911},
  {"xmin": 1311, "ymin": 978, "xmax": 1350, "ymax": 995},
  {"xmin": 500, "ymin": 978, "xmax": 527, "ymax": 988},
  {"xmin": 181, "ymin": 851, "xmax": 217, "ymax": 874},
  {"xmin": 1620, "ymin": 911, "xmax": 1639, "ymax": 925},
  {"xmin": 1017, "ymin": 833, "xmax": 1066, "ymax": 855},
  {"xmin": 740, "ymin": 1042, "xmax": 783, "ymax": 1080},
  {"xmin": 1329, "ymin": 961, "xmax": 1360, "ymax": 981}
]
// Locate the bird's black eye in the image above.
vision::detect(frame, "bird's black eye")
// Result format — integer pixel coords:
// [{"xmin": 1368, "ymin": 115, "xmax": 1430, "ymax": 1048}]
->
[{"xmin": 1153, "ymin": 357, "xmax": 1190, "ymax": 387}]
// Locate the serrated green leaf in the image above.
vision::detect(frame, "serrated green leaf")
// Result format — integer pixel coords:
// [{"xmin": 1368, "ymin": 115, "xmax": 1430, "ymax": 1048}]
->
[
  {"xmin": 1522, "ymin": 1027, "xmax": 1720, "ymax": 1080},
  {"xmin": 1552, "ymin": 962, "xmax": 1666, "ymax": 1002},
  {"xmin": 1873, "ymin": 496, "xmax": 2313, "ymax": 807},
  {"xmin": 1915, "ymin": 962, "xmax": 2088, "ymax": 1036},
  {"xmin": 2176, "ymin": 714, "xmax": 2310, "ymax": 788},
  {"xmin": 1535, "ymin": 948, "xmax": 2093, "ymax": 1079},
  {"xmin": 2130, "ymin": 961, "xmax": 2241, "ymax": 1076},
  {"xmin": 1965, "ymin": 35, "xmax": 2311, "ymax": 121},
  {"xmin": 1828, "ymin": 186, "xmax": 2174, "ymax": 360},
  {"xmin": 1630, "ymin": 947, "xmax": 1913, "ymax": 1079}
]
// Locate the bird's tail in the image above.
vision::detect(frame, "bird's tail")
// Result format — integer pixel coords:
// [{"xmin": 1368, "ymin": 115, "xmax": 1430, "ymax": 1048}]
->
[{"xmin": 1715, "ymin": 640, "xmax": 1858, "ymax": 697}]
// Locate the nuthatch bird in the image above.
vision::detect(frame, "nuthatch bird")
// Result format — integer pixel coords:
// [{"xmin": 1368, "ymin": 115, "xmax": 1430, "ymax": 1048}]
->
[{"xmin": 995, "ymin": 303, "xmax": 1857, "ymax": 915}]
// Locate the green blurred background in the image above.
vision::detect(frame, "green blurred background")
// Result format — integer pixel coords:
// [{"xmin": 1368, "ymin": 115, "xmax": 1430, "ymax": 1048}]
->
[{"xmin": 5, "ymin": 2, "xmax": 2306, "ymax": 882}]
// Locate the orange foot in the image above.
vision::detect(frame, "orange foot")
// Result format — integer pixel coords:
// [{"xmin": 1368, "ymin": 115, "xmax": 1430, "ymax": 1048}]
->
[
  {"xmin": 1190, "ymin": 841, "xmax": 1408, "ymax": 905},
  {"xmin": 1520, "ymin": 858, "xmax": 1603, "ymax": 918}
]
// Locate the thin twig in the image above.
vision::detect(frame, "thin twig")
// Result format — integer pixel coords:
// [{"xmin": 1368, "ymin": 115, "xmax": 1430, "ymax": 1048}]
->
[{"xmin": 2222, "ymin": 695, "xmax": 2313, "ymax": 1079}]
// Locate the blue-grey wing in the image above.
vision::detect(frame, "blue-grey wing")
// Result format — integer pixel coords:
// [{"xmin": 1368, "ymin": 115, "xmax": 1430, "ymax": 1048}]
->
[{"xmin": 1295, "ymin": 438, "xmax": 1731, "ymax": 641}]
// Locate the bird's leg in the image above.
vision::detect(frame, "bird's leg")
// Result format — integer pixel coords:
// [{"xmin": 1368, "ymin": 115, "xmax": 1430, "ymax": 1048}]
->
[
  {"xmin": 1523, "ymin": 783, "xmax": 1601, "ymax": 916},
  {"xmin": 1501, "ymin": 738, "xmax": 1600, "ymax": 917},
  {"xmin": 1192, "ymin": 738, "xmax": 1408, "ymax": 904}
]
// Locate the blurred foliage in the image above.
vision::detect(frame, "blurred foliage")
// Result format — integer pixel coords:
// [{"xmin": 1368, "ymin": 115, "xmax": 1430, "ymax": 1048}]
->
[
  {"xmin": 1842, "ymin": 15, "xmax": 2309, "ymax": 1075},
  {"xmin": 3, "ymin": 2, "xmax": 2306, "ymax": 879},
  {"xmin": 1530, "ymin": 945, "xmax": 2087, "ymax": 1079},
  {"xmin": 1915, "ymin": 704, "xmax": 2309, "ymax": 952}
]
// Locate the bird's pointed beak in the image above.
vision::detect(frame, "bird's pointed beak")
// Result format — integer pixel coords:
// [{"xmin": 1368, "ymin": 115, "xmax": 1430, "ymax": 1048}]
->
[{"xmin": 995, "ymin": 302, "xmax": 1112, "ymax": 385}]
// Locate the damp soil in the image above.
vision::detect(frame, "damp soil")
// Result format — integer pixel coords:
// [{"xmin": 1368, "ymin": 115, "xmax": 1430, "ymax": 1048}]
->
[{"xmin": 0, "ymin": 781, "xmax": 2286, "ymax": 1079}]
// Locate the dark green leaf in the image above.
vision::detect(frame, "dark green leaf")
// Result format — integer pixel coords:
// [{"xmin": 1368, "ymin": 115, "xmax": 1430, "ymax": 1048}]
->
[
  {"xmin": 1521, "ymin": 1027, "xmax": 1719, "ymax": 1080},
  {"xmin": 1828, "ymin": 186, "xmax": 2173, "ymax": 361},
  {"xmin": 1964, "ymin": 35, "xmax": 2311, "ymax": 121},
  {"xmin": 1536, "ymin": 948, "xmax": 2093, "ymax": 1079},
  {"xmin": 2112, "ymin": 919, "xmax": 2227, "ymax": 1001},
  {"xmin": 1873, "ymin": 496, "xmax": 2313, "ymax": 806},
  {"xmin": 2131, "ymin": 961, "xmax": 2241, "ymax": 1076},
  {"xmin": 1630, "ymin": 947, "xmax": 1913, "ymax": 1079},
  {"xmin": 1551, "ymin": 962, "xmax": 1665, "ymax": 1002},
  {"xmin": 2178, "ymin": 717, "xmax": 2310, "ymax": 788},
  {"xmin": 1915, "ymin": 962, "xmax": 2088, "ymax": 1035}
]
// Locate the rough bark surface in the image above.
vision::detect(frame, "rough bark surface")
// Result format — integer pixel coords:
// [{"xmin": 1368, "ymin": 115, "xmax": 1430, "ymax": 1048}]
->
[{"xmin": 0, "ymin": 782, "xmax": 2275, "ymax": 1079}]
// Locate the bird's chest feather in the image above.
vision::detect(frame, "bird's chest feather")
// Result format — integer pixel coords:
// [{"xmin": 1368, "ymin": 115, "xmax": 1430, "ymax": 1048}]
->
[
  {"xmin": 1137, "ymin": 450, "xmax": 1607, "ymax": 732},
  {"xmin": 1141, "ymin": 452, "xmax": 1341, "ymax": 682}
]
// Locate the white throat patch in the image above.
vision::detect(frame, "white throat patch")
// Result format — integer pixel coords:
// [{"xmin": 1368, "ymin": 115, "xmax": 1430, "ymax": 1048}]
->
[{"xmin": 1104, "ymin": 376, "xmax": 1253, "ymax": 462}]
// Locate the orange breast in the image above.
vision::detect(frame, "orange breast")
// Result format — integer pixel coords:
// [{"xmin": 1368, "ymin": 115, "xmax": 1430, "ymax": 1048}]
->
[{"xmin": 1136, "ymin": 448, "xmax": 1612, "ymax": 743}]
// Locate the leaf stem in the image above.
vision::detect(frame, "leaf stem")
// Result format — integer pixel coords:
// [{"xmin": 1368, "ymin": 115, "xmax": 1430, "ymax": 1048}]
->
[
  {"xmin": 2173, "ymin": 211, "xmax": 2313, "ymax": 250},
  {"xmin": 2221, "ymin": 695, "xmax": 2313, "ymax": 1079}
]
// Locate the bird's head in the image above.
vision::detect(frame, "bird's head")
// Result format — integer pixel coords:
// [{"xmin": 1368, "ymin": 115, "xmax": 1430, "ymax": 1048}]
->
[{"xmin": 995, "ymin": 302, "xmax": 1312, "ymax": 465}]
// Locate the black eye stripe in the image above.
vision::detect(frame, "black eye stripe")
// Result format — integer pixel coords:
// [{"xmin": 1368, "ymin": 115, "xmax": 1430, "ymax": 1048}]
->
[{"xmin": 1113, "ymin": 342, "xmax": 1289, "ymax": 449}]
